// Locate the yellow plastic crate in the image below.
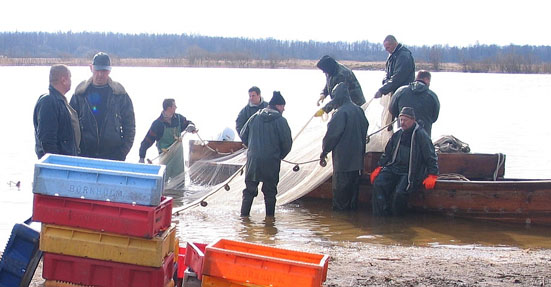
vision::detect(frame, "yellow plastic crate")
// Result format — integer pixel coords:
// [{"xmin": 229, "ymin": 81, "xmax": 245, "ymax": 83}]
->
[
  {"xmin": 201, "ymin": 275, "xmax": 266, "ymax": 287},
  {"xmin": 40, "ymin": 224, "xmax": 175, "ymax": 267}
]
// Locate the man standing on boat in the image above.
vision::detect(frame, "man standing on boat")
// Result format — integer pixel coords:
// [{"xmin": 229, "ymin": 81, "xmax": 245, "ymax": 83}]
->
[
  {"xmin": 239, "ymin": 91, "xmax": 293, "ymax": 217},
  {"xmin": 389, "ymin": 70, "xmax": 440, "ymax": 136},
  {"xmin": 320, "ymin": 83, "xmax": 369, "ymax": 211},
  {"xmin": 138, "ymin": 98, "xmax": 196, "ymax": 163},
  {"xmin": 314, "ymin": 55, "xmax": 366, "ymax": 117},
  {"xmin": 70, "ymin": 52, "xmax": 135, "ymax": 161},
  {"xmin": 374, "ymin": 35, "xmax": 416, "ymax": 99},
  {"xmin": 33, "ymin": 64, "xmax": 80, "ymax": 159},
  {"xmin": 236, "ymin": 86, "xmax": 268, "ymax": 138},
  {"xmin": 370, "ymin": 107, "xmax": 438, "ymax": 216}
]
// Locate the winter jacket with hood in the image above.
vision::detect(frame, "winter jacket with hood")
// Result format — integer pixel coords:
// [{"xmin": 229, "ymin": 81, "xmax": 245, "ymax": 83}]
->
[
  {"xmin": 322, "ymin": 83, "xmax": 369, "ymax": 172},
  {"xmin": 379, "ymin": 44, "xmax": 415, "ymax": 95},
  {"xmin": 240, "ymin": 106, "xmax": 292, "ymax": 183},
  {"xmin": 235, "ymin": 100, "xmax": 268, "ymax": 137},
  {"xmin": 390, "ymin": 80, "xmax": 440, "ymax": 136},
  {"xmin": 70, "ymin": 78, "xmax": 135, "ymax": 161}
]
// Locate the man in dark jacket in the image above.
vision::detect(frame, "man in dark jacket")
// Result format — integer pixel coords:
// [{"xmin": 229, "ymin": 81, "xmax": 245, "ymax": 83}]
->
[
  {"xmin": 315, "ymin": 55, "xmax": 366, "ymax": 116},
  {"xmin": 320, "ymin": 83, "xmax": 369, "ymax": 211},
  {"xmin": 390, "ymin": 70, "xmax": 440, "ymax": 136},
  {"xmin": 370, "ymin": 107, "xmax": 439, "ymax": 216},
  {"xmin": 235, "ymin": 86, "xmax": 268, "ymax": 138},
  {"xmin": 239, "ymin": 91, "xmax": 293, "ymax": 217},
  {"xmin": 34, "ymin": 64, "xmax": 80, "ymax": 159},
  {"xmin": 139, "ymin": 98, "xmax": 195, "ymax": 163},
  {"xmin": 374, "ymin": 35, "xmax": 415, "ymax": 98},
  {"xmin": 70, "ymin": 52, "xmax": 136, "ymax": 161}
]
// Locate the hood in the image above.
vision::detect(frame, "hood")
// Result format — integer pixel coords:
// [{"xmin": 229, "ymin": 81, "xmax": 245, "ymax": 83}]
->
[
  {"xmin": 316, "ymin": 55, "xmax": 338, "ymax": 76},
  {"xmin": 409, "ymin": 80, "xmax": 429, "ymax": 94},
  {"xmin": 258, "ymin": 107, "xmax": 282, "ymax": 122},
  {"xmin": 330, "ymin": 82, "xmax": 352, "ymax": 109}
]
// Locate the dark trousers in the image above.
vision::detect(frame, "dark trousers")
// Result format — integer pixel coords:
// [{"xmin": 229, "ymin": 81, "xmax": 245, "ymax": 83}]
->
[
  {"xmin": 332, "ymin": 170, "xmax": 361, "ymax": 211},
  {"xmin": 371, "ymin": 168, "xmax": 410, "ymax": 216},
  {"xmin": 241, "ymin": 180, "xmax": 277, "ymax": 217}
]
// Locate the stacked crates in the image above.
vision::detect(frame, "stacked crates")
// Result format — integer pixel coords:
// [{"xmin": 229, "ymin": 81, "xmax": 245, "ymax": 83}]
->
[{"xmin": 32, "ymin": 154, "xmax": 176, "ymax": 287}]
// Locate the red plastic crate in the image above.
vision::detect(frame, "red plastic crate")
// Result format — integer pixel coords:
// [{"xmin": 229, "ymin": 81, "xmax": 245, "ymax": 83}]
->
[
  {"xmin": 177, "ymin": 246, "xmax": 187, "ymax": 279},
  {"xmin": 203, "ymin": 239, "xmax": 329, "ymax": 287},
  {"xmin": 184, "ymin": 242, "xmax": 207, "ymax": 280},
  {"xmin": 42, "ymin": 252, "xmax": 174, "ymax": 287},
  {"xmin": 33, "ymin": 194, "xmax": 172, "ymax": 238}
]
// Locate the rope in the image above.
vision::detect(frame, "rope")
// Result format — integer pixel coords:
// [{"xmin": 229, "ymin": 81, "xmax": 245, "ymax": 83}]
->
[
  {"xmin": 366, "ymin": 119, "xmax": 397, "ymax": 142},
  {"xmin": 437, "ymin": 173, "xmax": 470, "ymax": 181},
  {"xmin": 493, "ymin": 153, "xmax": 505, "ymax": 181},
  {"xmin": 195, "ymin": 132, "xmax": 246, "ymax": 155}
]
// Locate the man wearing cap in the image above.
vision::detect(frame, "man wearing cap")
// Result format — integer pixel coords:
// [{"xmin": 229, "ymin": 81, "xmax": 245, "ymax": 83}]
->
[
  {"xmin": 70, "ymin": 52, "xmax": 136, "ymax": 161},
  {"xmin": 314, "ymin": 55, "xmax": 366, "ymax": 117},
  {"xmin": 370, "ymin": 107, "xmax": 439, "ymax": 216},
  {"xmin": 235, "ymin": 86, "xmax": 268, "ymax": 138},
  {"xmin": 239, "ymin": 91, "xmax": 293, "ymax": 217},
  {"xmin": 390, "ymin": 70, "xmax": 440, "ymax": 136},
  {"xmin": 320, "ymin": 83, "xmax": 369, "ymax": 211}
]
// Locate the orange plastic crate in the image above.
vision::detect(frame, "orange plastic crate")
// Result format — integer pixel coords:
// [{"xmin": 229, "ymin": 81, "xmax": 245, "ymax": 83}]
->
[
  {"xmin": 177, "ymin": 245, "xmax": 187, "ymax": 279},
  {"xmin": 201, "ymin": 275, "xmax": 266, "ymax": 287},
  {"xmin": 203, "ymin": 239, "xmax": 329, "ymax": 287}
]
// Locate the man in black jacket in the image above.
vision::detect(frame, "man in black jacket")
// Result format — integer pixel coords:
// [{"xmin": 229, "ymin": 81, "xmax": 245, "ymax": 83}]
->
[
  {"xmin": 70, "ymin": 52, "xmax": 136, "ymax": 161},
  {"xmin": 320, "ymin": 83, "xmax": 369, "ymax": 211},
  {"xmin": 239, "ymin": 91, "xmax": 293, "ymax": 217},
  {"xmin": 235, "ymin": 86, "xmax": 267, "ymax": 138},
  {"xmin": 370, "ymin": 107, "xmax": 439, "ymax": 216},
  {"xmin": 390, "ymin": 70, "xmax": 440, "ymax": 136},
  {"xmin": 34, "ymin": 64, "xmax": 80, "ymax": 159},
  {"xmin": 374, "ymin": 35, "xmax": 416, "ymax": 98}
]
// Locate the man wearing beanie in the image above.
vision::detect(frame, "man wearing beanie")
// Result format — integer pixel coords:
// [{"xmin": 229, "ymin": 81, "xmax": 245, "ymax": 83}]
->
[
  {"xmin": 320, "ymin": 83, "xmax": 369, "ymax": 211},
  {"xmin": 315, "ymin": 55, "xmax": 366, "ymax": 117},
  {"xmin": 239, "ymin": 91, "xmax": 293, "ymax": 217},
  {"xmin": 370, "ymin": 107, "xmax": 439, "ymax": 216},
  {"xmin": 235, "ymin": 86, "xmax": 268, "ymax": 138}
]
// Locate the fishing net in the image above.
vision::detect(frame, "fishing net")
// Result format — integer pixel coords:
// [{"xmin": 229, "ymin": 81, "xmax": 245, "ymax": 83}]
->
[{"xmin": 172, "ymin": 96, "xmax": 392, "ymax": 214}]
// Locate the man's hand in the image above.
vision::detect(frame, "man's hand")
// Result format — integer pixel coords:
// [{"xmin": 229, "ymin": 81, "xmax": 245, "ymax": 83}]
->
[
  {"xmin": 314, "ymin": 108, "xmax": 325, "ymax": 117},
  {"xmin": 139, "ymin": 158, "xmax": 145, "ymax": 163},
  {"xmin": 370, "ymin": 166, "xmax": 382, "ymax": 184},
  {"xmin": 423, "ymin": 174, "xmax": 438, "ymax": 190},
  {"xmin": 185, "ymin": 125, "xmax": 197, "ymax": 133},
  {"xmin": 374, "ymin": 90, "xmax": 383, "ymax": 99},
  {"xmin": 317, "ymin": 94, "xmax": 326, "ymax": 106}
]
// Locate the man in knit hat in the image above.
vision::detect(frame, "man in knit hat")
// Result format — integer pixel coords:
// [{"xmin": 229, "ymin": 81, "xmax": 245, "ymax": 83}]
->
[
  {"xmin": 370, "ymin": 107, "xmax": 439, "ymax": 216},
  {"xmin": 239, "ymin": 91, "xmax": 293, "ymax": 217}
]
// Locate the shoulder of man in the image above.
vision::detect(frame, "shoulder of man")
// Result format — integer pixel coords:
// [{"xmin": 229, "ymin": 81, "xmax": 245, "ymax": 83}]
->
[
  {"xmin": 74, "ymin": 78, "xmax": 93, "ymax": 96},
  {"xmin": 108, "ymin": 79, "xmax": 128, "ymax": 95}
]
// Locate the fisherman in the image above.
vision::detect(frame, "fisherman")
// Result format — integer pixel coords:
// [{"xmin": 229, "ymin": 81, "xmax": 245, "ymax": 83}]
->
[
  {"xmin": 70, "ymin": 52, "xmax": 135, "ymax": 161},
  {"xmin": 390, "ymin": 70, "xmax": 440, "ymax": 136},
  {"xmin": 239, "ymin": 91, "xmax": 293, "ymax": 217},
  {"xmin": 33, "ymin": 64, "xmax": 80, "ymax": 159},
  {"xmin": 139, "ymin": 98, "xmax": 196, "ymax": 163},
  {"xmin": 370, "ymin": 107, "xmax": 438, "ymax": 216},
  {"xmin": 320, "ymin": 83, "xmax": 369, "ymax": 211},
  {"xmin": 235, "ymin": 86, "xmax": 268, "ymax": 138},
  {"xmin": 374, "ymin": 35, "xmax": 415, "ymax": 99},
  {"xmin": 314, "ymin": 55, "xmax": 366, "ymax": 117}
]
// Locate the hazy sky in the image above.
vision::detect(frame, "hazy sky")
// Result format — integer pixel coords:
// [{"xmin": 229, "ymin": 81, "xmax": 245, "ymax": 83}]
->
[{"xmin": 2, "ymin": 0, "xmax": 549, "ymax": 47}]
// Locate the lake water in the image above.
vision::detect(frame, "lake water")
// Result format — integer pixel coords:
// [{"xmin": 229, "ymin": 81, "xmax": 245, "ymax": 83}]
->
[{"xmin": 1, "ymin": 66, "xmax": 550, "ymax": 250}]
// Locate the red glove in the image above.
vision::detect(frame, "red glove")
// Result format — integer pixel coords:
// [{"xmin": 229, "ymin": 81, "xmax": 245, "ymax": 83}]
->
[
  {"xmin": 370, "ymin": 166, "xmax": 382, "ymax": 184},
  {"xmin": 423, "ymin": 174, "xmax": 438, "ymax": 190}
]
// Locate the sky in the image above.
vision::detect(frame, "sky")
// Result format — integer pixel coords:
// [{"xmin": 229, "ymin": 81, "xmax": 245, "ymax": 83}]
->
[{"xmin": 2, "ymin": 0, "xmax": 550, "ymax": 47}]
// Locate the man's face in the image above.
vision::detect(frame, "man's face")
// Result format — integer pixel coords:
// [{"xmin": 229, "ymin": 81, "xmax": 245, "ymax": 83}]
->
[
  {"xmin": 91, "ymin": 65, "xmax": 110, "ymax": 86},
  {"xmin": 61, "ymin": 71, "xmax": 72, "ymax": 94},
  {"xmin": 275, "ymin": 104, "xmax": 285, "ymax": 114},
  {"xmin": 400, "ymin": 115, "xmax": 415, "ymax": 131},
  {"xmin": 383, "ymin": 41, "xmax": 397, "ymax": 54},
  {"xmin": 249, "ymin": 91, "xmax": 261, "ymax": 105}
]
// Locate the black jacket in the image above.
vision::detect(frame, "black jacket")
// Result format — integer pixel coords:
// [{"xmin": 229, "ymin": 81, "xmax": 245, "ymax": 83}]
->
[
  {"xmin": 70, "ymin": 78, "xmax": 135, "ymax": 161},
  {"xmin": 390, "ymin": 80, "xmax": 440, "ymax": 136},
  {"xmin": 378, "ymin": 123, "xmax": 439, "ymax": 192},
  {"xmin": 379, "ymin": 44, "xmax": 415, "ymax": 95},
  {"xmin": 318, "ymin": 60, "xmax": 366, "ymax": 113},
  {"xmin": 322, "ymin": 83, "xmax": 369, "ymax": 172},
  {"xmin": 33, "ymin": 86, "xmax": 78, "ymax": 159},
  {"xmin": 240, "ymin": 107, "xmax": 293, "ymax": 183},
  {"xmin": 235, "ymin": 101, "xmax": 268, "ymax": 137},
  {"xmin": 139, "ymin": 113, "xmax": 193, "ymax": 158}
]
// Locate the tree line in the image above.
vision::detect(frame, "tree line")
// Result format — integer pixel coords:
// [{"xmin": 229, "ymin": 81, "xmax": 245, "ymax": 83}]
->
[{"xmin": 1, "ymin": 32, "xmax": 550, "ymax": 73}]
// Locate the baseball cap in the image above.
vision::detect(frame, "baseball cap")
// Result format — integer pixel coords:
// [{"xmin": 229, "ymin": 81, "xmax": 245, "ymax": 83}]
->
[{"xmin": 92, "ymin": 52, "xmax": 111, "ymax": 71}]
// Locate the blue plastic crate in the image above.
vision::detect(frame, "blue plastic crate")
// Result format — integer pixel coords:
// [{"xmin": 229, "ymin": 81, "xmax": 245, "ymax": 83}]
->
[
  {"xmin": 0, "ymin": 223, "xmax": 42, "ymax": 287},
  {"xmin": 33, "ymin": 154, "xmax": 166, "ymax": 206}
]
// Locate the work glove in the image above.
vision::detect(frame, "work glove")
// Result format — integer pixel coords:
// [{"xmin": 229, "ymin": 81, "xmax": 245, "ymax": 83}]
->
[
  {"xmin": 423, "ymin": 174, "xmax": 438, "ymax": 190},
  {"xmin": 317, "ymin": 94, "xmax": 326, "ymax": 106},
  {"xmin": 319, "ymin": 152, "xmax": 328, "ymax": 160},
  {"xmin": 319, "ymin": 152, "xmax": 328, "ymax": 167},
  {"xmin": 374, "ymin": 90, "xmax": 383, "ymax": 99},
  {"xmin": 139, "ymin": 158, "xmax": 145, "ymax": 163},
  {"xmin": 185, "ymin": 124, "xmax": 197, "ymax": 133},
  {"xmin": 370, "ymin": 166, "xmax": 382, "ymax": 184},
  {"xmin": 314, "ymin": 108, "xmax": 326, "ymax": 117}
]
